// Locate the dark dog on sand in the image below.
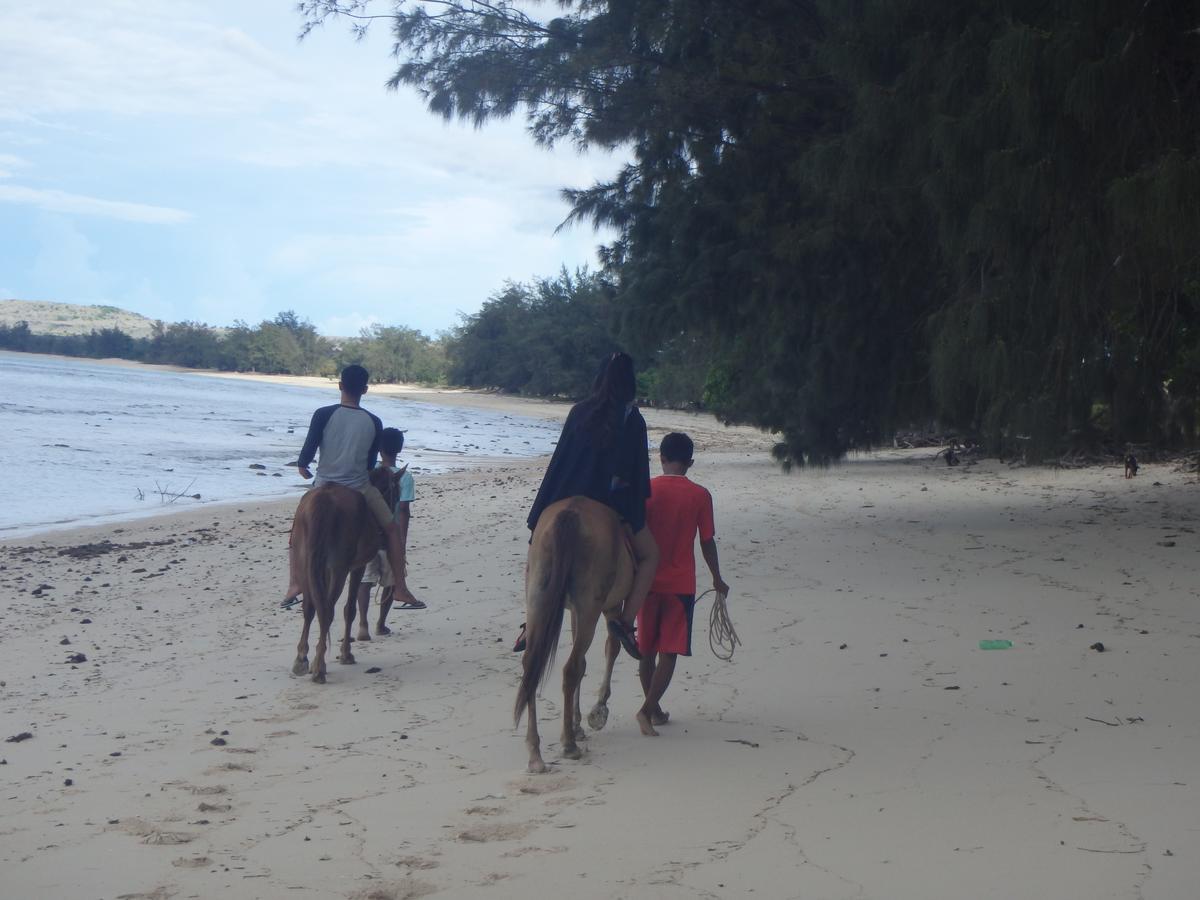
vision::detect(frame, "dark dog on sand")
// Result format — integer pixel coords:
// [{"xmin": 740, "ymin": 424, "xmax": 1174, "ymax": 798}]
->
[{"xmin": 1124, "ymin": 454, "xmax": 1139, "ymax": 478}]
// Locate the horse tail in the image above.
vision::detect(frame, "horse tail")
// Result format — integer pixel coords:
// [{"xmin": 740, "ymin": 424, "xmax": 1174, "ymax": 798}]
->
[
  {"xmin": 303, "ymin": 491, "xmax": 339, "ymax": 615},
  {"xmin": 514, "ymin": 506, "xmax": 578, "ymax": 726}
]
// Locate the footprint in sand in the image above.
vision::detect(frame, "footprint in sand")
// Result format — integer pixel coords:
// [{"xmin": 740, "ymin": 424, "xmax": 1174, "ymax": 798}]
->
[
  {"xmin": 186, "ymin": 784, "xmax": 228, "ymax": 796},
  {"xmin": 142, "ymin": 830, "xmax": 194, "ymax": 845},
  {"xmin": 501, "ymin": 845, "xmax": 568, "ymax": 858},
  {"xmin": 457, "ymin": 822, "xmax": 534, "ymax": 843},
  {"xmin": 395, "ymin": 855, "xmax": 440, "ymax": 871},
  {"xmin": 172, "ymin": 856, "xmax": 211, "ymax": 868},
  {"xmin": 349, "ymin": 878, "xmax": 435, "ymax": 900},
  {"xmin": 205, "ymin": 762, "xmax": 252, "ymax": 774},
  {"xmin": 509, "ymin": 774, "xmax": 575, "ymax": 795},
  {"xmin": 111, "ymin": 818, "xmax": 195, "ymax": 845}
]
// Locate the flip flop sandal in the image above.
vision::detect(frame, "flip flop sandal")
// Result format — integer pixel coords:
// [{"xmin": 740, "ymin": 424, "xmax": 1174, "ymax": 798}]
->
[
  {"xmin": 280, "ymin": 594, "xmax": 301, "ymax": 609},
  {"xmin": 512, "ymin": 623, "xmax": 527, "ymax": 653},
  {"xmin": 395, "ymin": 598, "xmax": 427, "ymax": 610},
  {"xmin": 607, "ymin": 619, "xmax": 642, "ymax": 660}
]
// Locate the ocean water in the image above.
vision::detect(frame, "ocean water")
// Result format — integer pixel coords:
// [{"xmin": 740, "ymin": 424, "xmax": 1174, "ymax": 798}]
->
[{"xmin": 0, "ymin": 351, "xmax": 561, "ymax": 537}]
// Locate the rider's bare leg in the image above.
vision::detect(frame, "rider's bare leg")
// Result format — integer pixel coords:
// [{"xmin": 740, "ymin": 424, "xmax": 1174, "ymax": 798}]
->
[
  {"xmin": 376, "ymin": 585, "xmax": 395, "ymax": 634},
  {"xmin": 621, "ymin": 526, "xmax": 658, "ymax": 628},
  {"xmin": 284, "ymin": 540, "xmax": 301, "ymax": 602},
  {"xmin": 382, "ymin": 523, "xmax": 422, "ymax": 608}
]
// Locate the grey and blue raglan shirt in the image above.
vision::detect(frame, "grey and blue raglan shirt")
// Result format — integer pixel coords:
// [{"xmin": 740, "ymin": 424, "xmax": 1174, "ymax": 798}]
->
[{"xmin": 298, "ymin": 404, "xmax": 383, "ymax": 488}]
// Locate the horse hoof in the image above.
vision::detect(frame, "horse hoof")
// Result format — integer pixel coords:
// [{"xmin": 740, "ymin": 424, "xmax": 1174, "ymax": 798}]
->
[
  {"xmin": 338, "ymin": 654, "xmax": 356, "ymax": 665},
  {"xmin": 311, "ymin": 671, "xmax": 327, "ymax": 684},
  {"xmin": 587, "ymin": 705, "xmax": 609, "ymax": 731},
  {"xmin": 561, "ymin": 743, "xmax": 583, "ymax": 761},
  {"xmin": 527, "ymin": 760, "xmax": 548, "ymax": 775},
  {"xmin": 573, "ymin": 724, "xmax": 587, "ymax": 742},
  {"xmin": 292, "ymin": 659, "xmax": 309, "ymax": 676},
  {"xmin": 356, "ymin": 632, "xmax": 371, "ymax": 642}
]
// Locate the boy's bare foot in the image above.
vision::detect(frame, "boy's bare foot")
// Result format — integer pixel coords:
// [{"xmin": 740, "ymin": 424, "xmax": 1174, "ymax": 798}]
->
[
  {"xmin": 636, "ymin": 709, "xmax": 659, "ymax": 736},
  {"xmin": 651, "ymin": 709, "xmax": 670, "ymax": 726},
  {"xmin": 376, "ymin": 623, "xmax": 391, "ymax": 636}
]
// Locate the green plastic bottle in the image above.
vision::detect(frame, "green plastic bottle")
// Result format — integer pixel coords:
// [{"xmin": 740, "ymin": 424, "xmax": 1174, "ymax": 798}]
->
[{"xmin": 979, "ymin": 639, "xmax": 1013, "ymax": 650}]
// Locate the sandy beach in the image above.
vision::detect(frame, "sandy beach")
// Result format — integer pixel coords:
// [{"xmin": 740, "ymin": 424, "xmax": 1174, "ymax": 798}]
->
[{"xmin": 2, "ymin": 386, "xmax": 1198, "ymax": 899}]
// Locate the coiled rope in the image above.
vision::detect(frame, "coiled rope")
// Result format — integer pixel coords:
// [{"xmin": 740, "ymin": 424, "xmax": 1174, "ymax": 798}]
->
[{"xmin": 699, "ymin": 588, "xmax": 740, "ymax": 660}]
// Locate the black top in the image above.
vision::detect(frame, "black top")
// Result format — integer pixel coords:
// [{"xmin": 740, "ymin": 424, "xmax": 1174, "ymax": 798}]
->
[{"xmin": 526, "ymin": 402, "xmax": 651, "ymax": 532}]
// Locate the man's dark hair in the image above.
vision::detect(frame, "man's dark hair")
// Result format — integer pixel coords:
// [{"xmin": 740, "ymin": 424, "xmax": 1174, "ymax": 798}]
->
[
  {"xmin": 660, "ymin": 432, "xmax": 694, "ymax": 463},
  {"xmin": 380, "ymin": 427, "xmax": 405, "ymax": 456},
  {"xmin": 340, "ymin": 364, "xmax": 369, "ymax": 397}
]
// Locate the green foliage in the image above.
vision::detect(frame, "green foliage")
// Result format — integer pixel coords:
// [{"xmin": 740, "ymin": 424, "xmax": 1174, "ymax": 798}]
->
[
  {"xmin": 0, "ymin": 310, "xmax": 449, "ymax": 386},
  {"xmin": 446, "ymin": 269, "xmax": 622, "ymax": 397},
  {"xmin": 299, "ymin": 0, "xmax": 1200, "ymax": 462},
  {"xmin": 0, "ymin": 320, "xmax": 145, "ymax": 360},
  {"xmin": 340, "ymin": 324, "xmax": 447, "ymax": 384},
  {"xmin": 145, "ymin": 321, "xmax": 225, "ymax": 369}
]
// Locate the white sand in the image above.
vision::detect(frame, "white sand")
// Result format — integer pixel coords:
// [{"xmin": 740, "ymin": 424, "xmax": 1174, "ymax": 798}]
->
[{"xmin": 2, "ymin": 389, "xmax": 1198, "ymax": 899}]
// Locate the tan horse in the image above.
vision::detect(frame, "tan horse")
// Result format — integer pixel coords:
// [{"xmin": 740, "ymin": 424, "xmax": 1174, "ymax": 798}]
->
[
  {"xmin": 290, "ymin": 467, "xmax": 401, "ymax": 683},
  {"xmin": 515, "ymin": 496, "xmax": 632, "ymax": 773}
]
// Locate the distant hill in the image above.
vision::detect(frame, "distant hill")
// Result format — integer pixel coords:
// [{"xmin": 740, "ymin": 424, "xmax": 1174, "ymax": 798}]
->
[{"xmin": 0, "ymin": 299, "xmax": 160, "ymax": 340}]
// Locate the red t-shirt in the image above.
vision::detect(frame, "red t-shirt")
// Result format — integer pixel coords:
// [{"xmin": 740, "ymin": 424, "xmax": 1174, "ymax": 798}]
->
[{"xmin": 645, "ymin": 475, "xmax": 715, "ymax": 594}]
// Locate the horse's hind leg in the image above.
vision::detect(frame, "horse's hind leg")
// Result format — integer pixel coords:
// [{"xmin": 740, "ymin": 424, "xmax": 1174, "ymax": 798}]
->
[
  {"xmin": 524, "ymin": 662, "xmax": 547, "ymax": 775},
  {"xmin": 312, "ymin": 577, "xmax": 346, "ymax": 683},
  {"xmin": 292, "ymin": 599, "xmax": 316, "ymax": 675},
  {"xmin": 561, "ymin": 608, "xmax": 600, "ymax": 760},
  {"xmin": 355, "ymin": 580, "xmax": 372, "ymax": 642},
  {"xmin": 339, "ymin": 568, "xmax": 365, "ymax": 664},
  {"xmin": 587, "ymin": 630, "xmax": 620, "ymax": 731},
  {"xmin": 312, "ymin": 614, "xmax": 331, "ymax": 683},
  {"xmin": 569, "ymin": 611, "xmax": 586, "ymax": 742}
]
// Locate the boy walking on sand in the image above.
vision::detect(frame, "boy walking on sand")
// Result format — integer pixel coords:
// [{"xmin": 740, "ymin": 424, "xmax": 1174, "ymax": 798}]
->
[
  {"xmin": 355, "ymin": 426, "xmax": 424, "ymax": 638},
  {"xmin": 636, "ymin": 432, "xmax": 729, "ymax": 736},
  {"xmin": 282, "ymin": 365, "xmax": 422, "ymax": 611}
]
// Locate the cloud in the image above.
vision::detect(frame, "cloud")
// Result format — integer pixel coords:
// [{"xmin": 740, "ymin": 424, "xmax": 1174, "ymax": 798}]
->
[
  {"xmin": 0, "ymin": 184, "xmax": 191, "ymax": 224},
  {"xmin": 318, "ymin": 312, "xmax": 384, "ymax": 338},
  {"xmin": 0, "ymin": 2, "xmax": 300, "ymax": 120},
  {"xmin": 29, "ymin": 215, "xmax": 105, "ymax": 301},
  {"xmin": 0, "ymin": 153, "xmax": 26, "ymax": 179},
  {"xmin": 0, "ymin": 2, "xmax": 623, "ymax": 333}
]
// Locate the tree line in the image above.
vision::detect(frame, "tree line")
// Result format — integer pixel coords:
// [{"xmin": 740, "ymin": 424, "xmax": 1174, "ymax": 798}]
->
[
  {"xmin": 0, "ymin": 269, "xmax": 708, "ymax": 407},
  {"xmin": 0, "ymin": 311, "xmax": 441, "ymax": 385},
  {"xmin": 299, "ymin": 0, "xmax": 1200, "ymax": 463}
]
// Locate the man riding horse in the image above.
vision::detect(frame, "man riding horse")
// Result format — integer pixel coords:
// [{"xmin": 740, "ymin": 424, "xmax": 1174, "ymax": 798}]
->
[{"xmin": 282, "ymin": 364, "xmax": 415, "ymax": 611}]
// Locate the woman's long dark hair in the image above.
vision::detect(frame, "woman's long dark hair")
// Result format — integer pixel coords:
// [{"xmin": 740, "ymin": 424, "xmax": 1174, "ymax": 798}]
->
[{"xmin": 577, "ymin": 352, "xmax": 636, "ymax": 446}]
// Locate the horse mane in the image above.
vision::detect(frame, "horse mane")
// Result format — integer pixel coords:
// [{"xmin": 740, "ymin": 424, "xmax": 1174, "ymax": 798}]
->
[{"xmin": 369, "ymin": 465, "xmax": 400, "ymax": 512}]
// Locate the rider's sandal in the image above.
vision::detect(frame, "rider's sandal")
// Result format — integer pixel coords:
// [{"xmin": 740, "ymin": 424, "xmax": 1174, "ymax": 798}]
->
[
  {"xmin": 512, "ymin": 623, "xmax": 527, "ymax": 653},
  {"xmin": 607, "ymin": 619, "xmax": 642, "ymax": 660},
  {"xmin": 280, "ymin": 594, "xmax": 301, "ymax": 609}
]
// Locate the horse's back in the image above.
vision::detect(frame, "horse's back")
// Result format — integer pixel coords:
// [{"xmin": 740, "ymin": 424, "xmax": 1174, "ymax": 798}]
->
[
  {"xmin": 293, "ymin": 483, "xmax": 374, "ymax": 565},
  {"xmin": 533, "ymin": 496, "xmax": 633, "ymax": 602}
]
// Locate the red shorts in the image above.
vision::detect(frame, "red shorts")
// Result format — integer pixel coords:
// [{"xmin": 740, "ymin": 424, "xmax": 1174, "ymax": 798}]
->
[{"xmin": 636, "ymin": 592, "xmax": 696, "ymax": 657}]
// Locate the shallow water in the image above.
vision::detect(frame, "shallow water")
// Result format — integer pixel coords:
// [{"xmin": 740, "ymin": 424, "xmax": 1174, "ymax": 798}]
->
[{"xmin": 0, "ymin": 352, "xmax": 560, "ymax": 536}]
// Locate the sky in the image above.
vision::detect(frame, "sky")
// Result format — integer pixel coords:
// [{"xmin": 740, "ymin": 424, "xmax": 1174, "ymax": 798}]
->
[{"xmin": 0, "ymin": 1, "xmax": 620, "ymax": 336}]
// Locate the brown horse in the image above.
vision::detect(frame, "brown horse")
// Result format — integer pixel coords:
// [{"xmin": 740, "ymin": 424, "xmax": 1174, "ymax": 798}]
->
[
  {"xmin": 289, "ymin": 467, "xmax": 401, "ymax": 683},
  {"xmin": 515, "ymin": 496, "xmax": 633, "ymax": 773}
]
